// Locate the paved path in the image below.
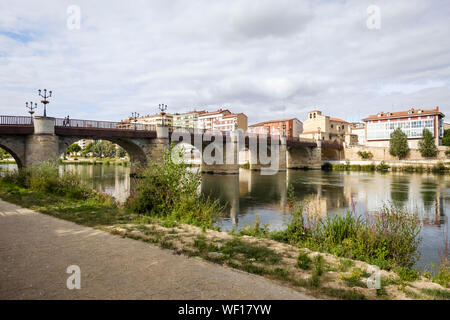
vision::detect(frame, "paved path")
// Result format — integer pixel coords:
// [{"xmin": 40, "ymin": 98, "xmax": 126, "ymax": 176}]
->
[{"xmin": 0, "ymin": 199, "xmax": 313, "ymax": 299}]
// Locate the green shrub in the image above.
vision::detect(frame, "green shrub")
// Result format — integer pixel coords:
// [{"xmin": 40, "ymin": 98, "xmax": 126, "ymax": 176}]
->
[
  {"xmin": 297, "ymin": 251, "xmax": 312, "ymax": 270},
  {"xmin": 278, "ymin": 202, "xmax": 421, "ymax": 269},
  {"xmin": 361, "ymin": 164, "xmax": 376, "ymax": 171},
  {"xmin": 126, "ymin": 145, "xmax": 223, "ymax": 228},
  {"xmin": 376, "ymin": 161, "xmax": 390, "ymax": 172},
  {"xmin": 322, "ymin": 162, "xmax": 332, "ymax": 171},
  {"xmin": 433, "ymin": 261, "xmax": 450, "ymax": 288},
  {"xmin": 357, "ymin": 151, "xmax": 373, "ymax": 160},
  {"xmin": 432, "ymin": 162, "xmax": 447, "ymax": 173},
  {"xmin": 1, "ymin": 162, "xmax": 95, "ymax": 200}
]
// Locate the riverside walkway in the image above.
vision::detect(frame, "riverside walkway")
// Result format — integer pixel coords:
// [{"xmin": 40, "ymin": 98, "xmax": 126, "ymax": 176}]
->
[{"xmin": 0, "ymin": 199, "xmax": 313, "ymax": 300}]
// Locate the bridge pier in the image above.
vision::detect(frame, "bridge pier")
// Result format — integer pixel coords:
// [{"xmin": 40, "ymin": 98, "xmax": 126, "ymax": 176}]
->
[
  {"xmin": 286, "ymin": 139, "xmax": 322, "ymax": 169},
  {"xmin": 201, "ymin": 132, "xmax": 239, "ymax": 174},
  {"xmin": 145, "ymin": 126, "xmax": 170, "ymax": 166},
  {"xmin": 25, "ymin": 117, "xmax": 59, "ymax": 167}
]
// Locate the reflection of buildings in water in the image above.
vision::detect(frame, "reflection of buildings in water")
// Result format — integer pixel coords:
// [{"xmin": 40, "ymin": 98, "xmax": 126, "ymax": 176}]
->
[{"xmin": 343, "ymin": 172, "xmax": 448, "ymax": 226}]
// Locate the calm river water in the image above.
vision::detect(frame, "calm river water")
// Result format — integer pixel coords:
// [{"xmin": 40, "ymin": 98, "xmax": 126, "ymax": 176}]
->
[{"xmin": 1, "ymin": 163, "xmax": 448, "ymax": 270}]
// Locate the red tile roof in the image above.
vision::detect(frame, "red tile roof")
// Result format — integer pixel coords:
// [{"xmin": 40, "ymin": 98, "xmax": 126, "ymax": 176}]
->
[
  {"xmin": 363, "ymin": 107, "xmax": 443, "ymax": 121},
  {"xmin": 248, "ymin": 118, "xmax": 300, "ymax": 127},
  {"xmin": 329, "ymin": 117, "xmax": 348, "ymax": 123},
  {"xmin": 198, "ymin": 109, "xmax": 231, "ymax": 117}
]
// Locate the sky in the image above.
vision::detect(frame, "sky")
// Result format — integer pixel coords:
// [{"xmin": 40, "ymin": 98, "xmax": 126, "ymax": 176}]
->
[{"xmin": 0, "ymin": 0, "xmax": 449, "ymax": 124}]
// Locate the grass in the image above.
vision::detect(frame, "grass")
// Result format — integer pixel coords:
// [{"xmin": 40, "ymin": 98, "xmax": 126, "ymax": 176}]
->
[
  {"xmin": 340, "ymin": 268, "xmax": 366, "ymax": 288},
  {"xmin": 321, "ymin": 287, "xmax": 367, "ymax": 300},
  {"xmin": 297, "ymin": 251, "xmax": 312, "ymax": 270},
  {"xmin": 421, "ymin": 288, "xmax": 450, "ymax": 300}
]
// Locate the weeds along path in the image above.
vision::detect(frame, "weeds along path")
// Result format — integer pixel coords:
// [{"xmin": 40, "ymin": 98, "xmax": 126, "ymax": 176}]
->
[{"xmin": 0, "ymin": 199, "xmax": 314, "ymax": 300}]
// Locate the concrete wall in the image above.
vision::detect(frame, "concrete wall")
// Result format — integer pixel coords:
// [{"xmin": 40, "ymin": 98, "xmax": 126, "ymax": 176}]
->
[{"xmin": 343, "ymin": 144, "xmax": 448, "ymax": 161}]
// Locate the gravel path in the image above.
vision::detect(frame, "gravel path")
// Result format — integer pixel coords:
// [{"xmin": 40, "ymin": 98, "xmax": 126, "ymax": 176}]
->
[{"xmin": 0, "ymin": 199, "xmax": 314, "ymax": 299}]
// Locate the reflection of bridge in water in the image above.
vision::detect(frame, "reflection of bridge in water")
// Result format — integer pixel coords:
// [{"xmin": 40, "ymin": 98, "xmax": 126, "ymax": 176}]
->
[{"xmin": 0, "ymin": 115, "xmax": 342, "ymax": 174}]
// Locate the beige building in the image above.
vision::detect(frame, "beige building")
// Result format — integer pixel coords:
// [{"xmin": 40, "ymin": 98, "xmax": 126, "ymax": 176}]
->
[
  {"xmin": 300, "ymin": 110, "xmax": 357, "ymax": 144},
  {"xmin": 172, "ymin": 110, "xmax": 206, "ymax": 128},
  {"xmin": 135, "ymin": 113, "xmax": 173, "ymax": 126}
]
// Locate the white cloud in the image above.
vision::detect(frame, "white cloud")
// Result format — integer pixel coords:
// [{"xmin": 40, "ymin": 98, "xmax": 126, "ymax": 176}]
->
[{"xmin": 0, "ymin": 0, "xmax": 449, "ymax": 124}]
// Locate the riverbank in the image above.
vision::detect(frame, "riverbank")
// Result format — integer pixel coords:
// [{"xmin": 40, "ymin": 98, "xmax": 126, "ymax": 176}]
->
[
  {"xmin": 0, "ymin": 181, "xmax": 448, "ymax": 300},
  {"xmin": 59, "ymin": 157, "xmax": 130, "ymax": 166},
  {"xmin": 323, "ymin": 160, "xmax": 450, "ymax": 173}
]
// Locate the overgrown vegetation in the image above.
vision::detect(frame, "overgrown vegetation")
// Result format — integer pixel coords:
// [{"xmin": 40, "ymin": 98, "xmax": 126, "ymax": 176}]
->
[
  {"xmin": 240, "ymin": 187, "xmax": 422, "ymax": 270},
  {"xmin": 125, "ymin": 145, "xmax": 223, "ymax": 228}
]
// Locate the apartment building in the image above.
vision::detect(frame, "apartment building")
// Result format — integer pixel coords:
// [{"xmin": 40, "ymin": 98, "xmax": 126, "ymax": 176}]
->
[
  {"xmin": 363, "ymin": 107, "xmax": 445, "ymax": 148},
  {"xmin": 247, "ymin": 118, "xmax": 302, "ymax": 139},
  {"xmin": 214, "ymin": 113, "xmax": 248, "ymax": 132},
  {"xmin": 300, "ymin": 110, "xmax": 357, "ymax": 144},
  {"xmin": 172, "ymin": 110, "xmax": 206, "ymax": 128},
  {"xmin": 350, "ymin": 123, "xmax": 366, "ymax": 145}
]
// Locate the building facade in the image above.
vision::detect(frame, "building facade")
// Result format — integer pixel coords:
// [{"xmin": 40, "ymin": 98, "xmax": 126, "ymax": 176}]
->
[
  {"xmin": 300, "ymin": 110, "xmax": 357, "ymax": 144},
  {"xmin": 214, "ymin": 113, "xmax": 248, "ymax": 132},
  {"xmin": 198, "ymin": 109, "xmax": 231, "ymax": 130},
  {"xmin": 172, "ymin": 110, "xmax": 206, "ymax": 128},
  {"xmin": 247, "ymin": 118, "xmax": 302, "ymax": 139},
  {"xmin": 363, "ymin": 107, "xmax": 445, "ymax": 148},
  {"xmin": 350, "ymin": 123, "xmax": 366, "ymax": 145}
]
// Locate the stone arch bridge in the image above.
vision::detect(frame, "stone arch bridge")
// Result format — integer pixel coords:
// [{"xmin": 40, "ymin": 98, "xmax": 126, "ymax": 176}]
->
[{"xmin": 0, "ymin": 116, "xmax": 342, "ymax": 174}]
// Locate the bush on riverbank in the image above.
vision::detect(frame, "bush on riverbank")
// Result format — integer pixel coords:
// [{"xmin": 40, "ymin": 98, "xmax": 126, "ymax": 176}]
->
[
  {"xmin": 240, "ymin": 190, "xmax": 422, "ymax": 270},
  {"xmin": 126, "ymin": 146, "xmax": 223, "ymax": 228},
  {"xmin": 1, "ymin": 162, "xmax": 97, "ymax": 200}
]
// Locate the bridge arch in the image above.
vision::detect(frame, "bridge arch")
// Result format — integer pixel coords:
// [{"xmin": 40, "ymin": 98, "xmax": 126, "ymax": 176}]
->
[
  {"xmin": 58, "ymin": 136, "xmax": 149, "ymax": 169},
  {"xmin": 286, "ymin": 145, "xmax": 312, "ymax": 168},
  {"xmin": 0, "ymin": 137, "xmax": 25, "ymax": 168}
]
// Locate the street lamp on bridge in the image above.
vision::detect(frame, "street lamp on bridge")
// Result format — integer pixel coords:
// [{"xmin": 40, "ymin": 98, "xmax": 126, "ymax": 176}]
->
[
  {"xmin": 38, "ymin": 89, "xmax": 52, "ymax": 117},
  {"xmin": 158, "ymin": 104, "xmax": 167, "ymax": 126},
  {"xmin": 26, "ymin": 101, "xmax": 37, "ymax": 122},
  {"xmin": 130, "ymin": 112, "xmax": 140, "ymax": 130}
]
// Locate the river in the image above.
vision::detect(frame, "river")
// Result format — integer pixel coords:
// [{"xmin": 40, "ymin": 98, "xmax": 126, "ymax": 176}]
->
[{"xmin": 1, "ymin": 163, "xmax": 448, "ymax": 270}]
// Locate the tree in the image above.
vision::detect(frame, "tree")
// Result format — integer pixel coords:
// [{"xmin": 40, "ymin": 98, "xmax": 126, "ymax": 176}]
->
[
  {"xmin": 92, "ymin": 140, "xmax": 116, "ymax": 158},
  {"xmin": 443, "ymin": 129, "xmax": 450, "ymax": 147},
  {"xmin": 116, "ymin": 146, "xmax": 127, "ymax": 158},
  {"xmin": 66, "ymin": 143, "xmax": 81, "ymax": 155},
  {"xmin": 418, "ymin": 128, "xmax": 437, "ymax": 158},
  {"xmin": 389, "ymin": 128, "xmax": 409, "ymax": 159},
  {"xmin": 0, "ymin": 148, "xmax": 12, "ymax": 160},
  {"xmin": 81, "ymin": 142, "xmax": 94, "ymax": 157}
]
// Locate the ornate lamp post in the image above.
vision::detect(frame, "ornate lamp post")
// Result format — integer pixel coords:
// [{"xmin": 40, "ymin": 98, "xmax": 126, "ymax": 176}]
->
[
  {"xmin": 26, "ymin": 101, "xmax": 37, "ymax": 122},
  {"xmin": 130, "ymin": 112, "xmax": 140, "ymax": 130},
  {"xmin": 38, "ymin": 89, "xmax": 52, "ymax": 117},
  {"xmin": 158, "ymin": 104, "xmax": 168, "ymax": 126}
]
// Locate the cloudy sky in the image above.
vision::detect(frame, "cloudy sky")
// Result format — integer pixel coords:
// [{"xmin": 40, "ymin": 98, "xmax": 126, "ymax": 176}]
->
[{"xmin": 0, "ymin": 0, "xmax": 449, "ymax": 124}]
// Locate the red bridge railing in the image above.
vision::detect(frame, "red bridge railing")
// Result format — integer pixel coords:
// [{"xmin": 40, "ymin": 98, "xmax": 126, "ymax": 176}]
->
[{"xmin": 0, "ymin": 115, "xmax": 33, "ymax": 125}]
